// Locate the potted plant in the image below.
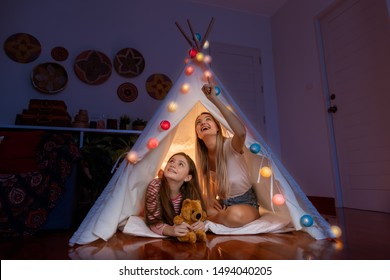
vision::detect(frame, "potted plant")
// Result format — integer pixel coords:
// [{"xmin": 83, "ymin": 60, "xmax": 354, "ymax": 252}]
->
[
  {"xmin": 119, "ymin": 114, "xmax": 131, "ymax": 130},
  {"xmin": 132, "ymin": 118, "xmax": 147, "ymax": 130}
]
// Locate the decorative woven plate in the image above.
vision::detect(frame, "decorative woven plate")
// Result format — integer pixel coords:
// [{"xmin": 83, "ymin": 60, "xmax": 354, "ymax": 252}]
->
[
  {"xmin": 74, "ymin": 50, "xmax": 112, "ymax": 85},
  {"xmin": 3, "ymin": 33, "xmax": 41, "ymax": 63},
  {"xmin": 31, "ymin": 62, "xmax": 68, "ymax": 94},
  {"xmin": 51, "ymin": 46, "xmax": 69, "ymax": 61},
  {"xmin": 114, "ymin": 48, "xmax": 145, "ymax": 78},
  {"xmin": 117, "ymin": 82, "xmax": 138, "ymax": 103},
  {"xmin": 145, "ymin": 73, "xmax": 173, "ymax": 100}
]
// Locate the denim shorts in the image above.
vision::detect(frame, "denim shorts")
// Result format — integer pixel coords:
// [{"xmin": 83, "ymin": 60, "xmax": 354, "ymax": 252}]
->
[{"xmin": 220, "ymin": 187, "xmax": 259, "ymax": 208}]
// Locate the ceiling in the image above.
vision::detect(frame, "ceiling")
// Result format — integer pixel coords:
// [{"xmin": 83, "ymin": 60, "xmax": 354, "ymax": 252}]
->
[{"xmin": 183, "ymin": 0, "xmax": 289, "ymax": 17}]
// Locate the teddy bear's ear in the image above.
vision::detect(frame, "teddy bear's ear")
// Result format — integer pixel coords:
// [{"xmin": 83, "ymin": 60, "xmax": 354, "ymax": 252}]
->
[{"xmin": 183, "ymin": 199, "xmax": 191, "ymax": 206}]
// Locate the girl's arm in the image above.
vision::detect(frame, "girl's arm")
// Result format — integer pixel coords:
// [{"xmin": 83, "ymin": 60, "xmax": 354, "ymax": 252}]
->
[
  {"xmin": 163, "ymin": 223, "xmax": 191, "ymax": 237},
  {"xmin": 202, "ymin": 83, "xmax": 246, "ymax": 153},
  {"xmin": 145, "ymin": 179, "xmax": 190, "ymax": 237},
  {"xmin": 144, "ymin": 179, "xmax": 169, "ymax": 235}
]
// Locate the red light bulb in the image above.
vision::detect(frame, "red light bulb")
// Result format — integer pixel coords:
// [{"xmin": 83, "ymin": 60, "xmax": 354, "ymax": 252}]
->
[
  {"xmin": 189, "ymin": 48, "xmax": 198, "ymax": 58},
  {"xmin": 160, "ymin": 120, "xmax": 171, "ymax": 130}
]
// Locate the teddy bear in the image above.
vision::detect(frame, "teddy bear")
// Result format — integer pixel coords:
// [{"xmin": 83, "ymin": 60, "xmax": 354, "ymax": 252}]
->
[{"xmin": 173, "ymin": 199, "xmax": 207, "ymax": 243}]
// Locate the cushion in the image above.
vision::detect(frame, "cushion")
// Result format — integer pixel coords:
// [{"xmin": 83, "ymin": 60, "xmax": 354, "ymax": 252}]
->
[
  {"xmin": 205, "ymin": 213, "xmax": 294, "ymax": 235},
  {"xmin": 122, "ymin": 213, "xmax": 294, "ymax": 238},
  {"xmin": 0, "ymin": 130, "xmax": 44, "ymax": 173},
  {"xmin": 123, "ymin": 216, "xmax": 167, "ymax": 238}
]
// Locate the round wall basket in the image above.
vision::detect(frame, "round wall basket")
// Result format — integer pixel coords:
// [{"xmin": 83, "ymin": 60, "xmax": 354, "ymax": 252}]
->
[
  {"xmin": 3, "ymin": 33, "xmax": 41, "ymax": 63},
  {"xmin": 145, "ymin": 73, "xmax": 172, "ymax": 100},
  {"xmin": 114, "ymin": 48, "xmax": 145, "ymax": 78},
  {"xmin": 74, "ymin": 50, "xmax": 112, "ymax": 85},
  {"xmin": 51, "ymin": 46, "xmax": 69, "ymax": 61},
  {"xmin": 31, "ymin": 62, "xmax": 68, "ymax": 94},
  {"xmin": 117, "ymin": 82, "xmax": 138, "ymax": 103}
]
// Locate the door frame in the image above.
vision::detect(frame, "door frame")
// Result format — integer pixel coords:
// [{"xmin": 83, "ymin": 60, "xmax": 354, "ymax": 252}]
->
[{"xmin": 314, "ymin": 0, "xmax": 353, "ymax": 209}]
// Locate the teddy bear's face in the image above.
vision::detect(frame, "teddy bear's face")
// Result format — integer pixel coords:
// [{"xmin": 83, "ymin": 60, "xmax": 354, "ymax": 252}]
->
[{"xmin": 181, "ymin": 199, "xmax": 204, "ymax": 223}]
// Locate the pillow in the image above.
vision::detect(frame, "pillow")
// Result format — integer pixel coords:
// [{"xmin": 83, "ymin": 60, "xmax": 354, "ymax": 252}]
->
[
  {"xmin": 122, "ymin": 213, "xmax": 294, "ymax": 238},
  {"xmin": 123, "ymin": 216, "xmax": 167, "ymax": 238},
  {"xmin": 205, "ymin": 213, "xmax": 294, "ymax": 235},
  {"xmin": 0, "ymin": 130, "xmax": 44, "ymax": 173}
]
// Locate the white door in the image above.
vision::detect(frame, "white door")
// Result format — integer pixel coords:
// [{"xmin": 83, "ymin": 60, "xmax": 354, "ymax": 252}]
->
[
  {"xmin": 209, "ymin": 42, "xmax": 267, "ymax": 139},
  {"xmin": 319, "ymin": 0, "xmax": 390, "ymax": 212}
]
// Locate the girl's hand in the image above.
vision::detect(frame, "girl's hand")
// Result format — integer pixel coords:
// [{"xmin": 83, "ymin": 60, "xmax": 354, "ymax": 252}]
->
[
  {"xmin": 191, "ymin": 221, "xmax": 205, "ymax": 231},
  {"xmin": 172, "ymin": 222, "xmax": 191, "ymax": 237}
]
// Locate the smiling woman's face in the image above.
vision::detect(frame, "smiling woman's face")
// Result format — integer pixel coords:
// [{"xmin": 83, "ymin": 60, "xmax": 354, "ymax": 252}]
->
[{"xmin": 195, "ymin": 113, "xmax": 219, "ymax": 139}]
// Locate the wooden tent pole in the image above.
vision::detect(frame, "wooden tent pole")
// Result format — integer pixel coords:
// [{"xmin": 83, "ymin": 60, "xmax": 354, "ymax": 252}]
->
[
  {"xmin": 187, "ymin": 19, "xmax": 200, "ymax": 50},
  {"xmin": 175, "ymin": 21, "xmax": 194, "ymax": 48},
  {"xmin": 200, "ymin": 17, "xmax": 215, "ymax": 49}
]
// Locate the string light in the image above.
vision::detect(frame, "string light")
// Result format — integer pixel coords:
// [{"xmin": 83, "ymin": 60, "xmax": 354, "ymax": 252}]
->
[
  {"xmin": 167, "ymin": 102, "xmax": 177, "ymax": 112},
  {"xmin": 272, "ymin": 194, "xmax": 285, "ymax": 206},
  {"xmin": 196, "ymin": 52, "xmax": 204, "ymax": 62},
  {"xmin": 204, "ymin": 70, "xmax": 212, "ymax": 80},
  {"xmin": 260, "ymin": 166, "xmax": 272, "ymax": 178},
  {"xmin": 160, "ymin": 120, "xmax": 171, "ymax": 131},
  {"xmin": 181, "ymin": 83, "xmax": 190, "ymax": 93},
  {"xmin": 147, "ymin": 138, "xmax": 159, "ymax": 149},
  {"xmin": 126, "ymin": 151, "xmax": 138, "ymax": 164},
  {"xmin": 189, "ymin": 48, "xmax": 198, "ymax": 58},
  {"xmin": 250, "ymin": 143, "xmax": 261, "ymax": 154},
  {"xmin": 300, "ymin": 214, "xmax": 314, "ymax": 227},
  {"xmin": 204, "ymin": 55, "xmax": 212, "ymax": 64},
  {"xmin": 331, "ymin": 225, "xmax": 342, "ymax": 238},
  {"xmin": 185, "ymin": 65, "xmax": 194, "ymax": 75}
]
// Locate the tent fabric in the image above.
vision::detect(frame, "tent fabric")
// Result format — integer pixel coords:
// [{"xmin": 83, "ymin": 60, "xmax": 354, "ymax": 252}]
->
[{"xmin": 69, "ymin": 60, "xmax": 334, "ymax": 246}]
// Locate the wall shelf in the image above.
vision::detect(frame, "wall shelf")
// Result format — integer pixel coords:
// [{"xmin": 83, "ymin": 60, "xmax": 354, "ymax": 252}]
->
[{"xmin": 0, "ymin": 124, "xmax": 142, "ymax": 147}]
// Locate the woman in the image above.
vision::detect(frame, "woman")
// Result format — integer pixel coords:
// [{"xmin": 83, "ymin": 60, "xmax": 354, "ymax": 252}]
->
[
  {"xmin": 195, "ymin": 83, "xmax": 260, "ymax": 228},
  {"xmin": 144, "ymin": 152, "xmax": 206, "ymax": 237}
]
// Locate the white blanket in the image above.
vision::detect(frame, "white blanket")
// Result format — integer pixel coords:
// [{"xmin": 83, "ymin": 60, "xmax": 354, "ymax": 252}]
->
[{"xmin": 122, "ymin": 213, "xmax": 294, "ymax": 238}]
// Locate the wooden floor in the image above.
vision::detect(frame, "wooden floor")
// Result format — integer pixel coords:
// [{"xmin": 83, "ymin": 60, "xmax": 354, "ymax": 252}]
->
[{"xmin": 1, "ymin": 207, "xmax": 389, "ymax": 260}]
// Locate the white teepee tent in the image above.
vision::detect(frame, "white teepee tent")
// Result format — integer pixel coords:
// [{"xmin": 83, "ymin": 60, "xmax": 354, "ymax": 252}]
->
[{"xmin": 69, "ymin": 57, "xmax": 335, "ymax": 246}]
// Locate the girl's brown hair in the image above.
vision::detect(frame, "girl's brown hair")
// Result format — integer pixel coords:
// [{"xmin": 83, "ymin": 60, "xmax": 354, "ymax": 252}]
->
[{"xmin": 146, "ymin": 152, "xmax": 205, "ymax": 226}]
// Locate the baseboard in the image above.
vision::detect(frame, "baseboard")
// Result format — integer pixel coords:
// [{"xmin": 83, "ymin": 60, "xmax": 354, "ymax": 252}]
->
[{"xmin": 307, "ymin": 196, "xmax": 336, "ymax": 216}]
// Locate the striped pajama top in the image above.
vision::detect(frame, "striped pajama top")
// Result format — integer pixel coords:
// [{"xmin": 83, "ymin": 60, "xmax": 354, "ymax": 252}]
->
[{"xmin": 145, "ymin": 178, "xmax": 183, "ymax": 235}]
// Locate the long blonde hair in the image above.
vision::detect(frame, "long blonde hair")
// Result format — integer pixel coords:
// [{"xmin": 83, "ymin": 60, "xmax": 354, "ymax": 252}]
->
[{"xmin": 195, "ymin": 112, "xmax": 230, "ymax": 202}]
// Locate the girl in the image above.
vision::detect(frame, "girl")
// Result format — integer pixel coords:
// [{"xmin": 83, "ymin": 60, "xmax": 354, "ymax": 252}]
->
[
  {"xmin": 195, "ymin": 83, "xmax": 260, "ymax": 228},
  {"xmin": 144, "ymin": 152, "xmax": 206, "ymax": 237}
]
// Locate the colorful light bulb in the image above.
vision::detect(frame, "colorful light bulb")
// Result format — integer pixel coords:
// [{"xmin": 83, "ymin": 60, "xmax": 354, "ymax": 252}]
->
[
  {"xmin": 215, "ymin": 86, "xmax": 221, "ymax": 96},
  {"xmin": 189, "ymin": 48, "xmax": 198, "ymax": 58},
  {"xmin": 250, "ymin": 143, "xmax": 261, "ymax": 154},
  {"xmin": 272, "ymin": 194, "xmax": 286, "ymax": 206},
  {"xmin": 204, "ymin": 55, "xmax": 212, "ymax": 64},
  {"xmin": 185, "ymin": 65, "xmax": 194, "ymax": 75},
  {"xmin": 181, "ymin": 83, "xmax": 190, "ymax": 93},
  {"xmin": 160, "ymin": 120, "xmax": 171, "ymax": 131},
  {"xmin": 196, "ymin": 52, "xmax": 204, "ymax": 62},
  {"xmin": 300, "ymin": 214, "xmax": 314, "ymax": 227},
  {"xmin": 147, "ymin": 138, "xmax": 159, "ymax": 149},
  {"xmin": 168, "ymin": 102, "xmax": 177, "ymax": 112},
  {"xmin": 331, "ymin": 225, "xmax": 342, "ymax": 238},
  {"xmin": 260, "ymin": 166, "xmax": 272, "ymax": 178},
  {"xmin": 204, "ymin": 70, "xmax": 212, "ymax": 80},
  {"xmin": 126, "ymin": 151, "xmax": 138, "ymax": 164}
]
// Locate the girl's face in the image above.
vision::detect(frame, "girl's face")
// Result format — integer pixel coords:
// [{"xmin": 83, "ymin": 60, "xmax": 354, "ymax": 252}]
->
[
  {"xmin": 195, "ymin": 113, "xmax": 219, "ymax": 139},
  {"xmin": 164, "ymin": 154, "xmax": 192, "ymax": 183}
]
